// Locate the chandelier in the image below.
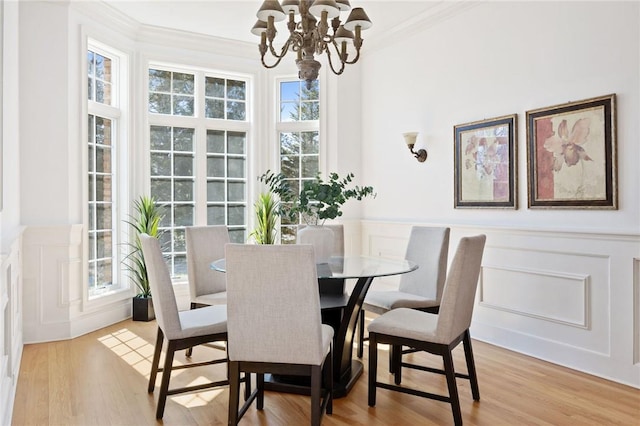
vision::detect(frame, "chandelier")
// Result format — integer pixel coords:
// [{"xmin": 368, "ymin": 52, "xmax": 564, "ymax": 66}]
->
[{"xmin": 251, "ymin": 0, "xmax": 372, "ymax": 88}]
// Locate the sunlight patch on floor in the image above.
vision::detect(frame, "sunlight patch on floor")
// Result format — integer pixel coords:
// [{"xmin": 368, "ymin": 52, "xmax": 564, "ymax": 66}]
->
[{"xmin": 97, "ymin": 327, "xmax": 228, "ymax": 408}]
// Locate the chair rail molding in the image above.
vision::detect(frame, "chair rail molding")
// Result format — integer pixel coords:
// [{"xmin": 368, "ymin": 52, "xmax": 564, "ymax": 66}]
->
[{"xmin": 361, "ymin": 220, "xmax": 640, "ymax": 389}]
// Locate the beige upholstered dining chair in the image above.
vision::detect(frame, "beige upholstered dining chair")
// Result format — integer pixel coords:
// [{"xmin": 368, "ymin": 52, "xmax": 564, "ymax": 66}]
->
[
  {"xmin": 367, "ymin": 234, "xmax": 486, "ymax": 426},
  {"xmin": 358, "ymin": 226, "xmax": 450, "ymax": 358},
  {"xmin": 225, "ymin": 243, "xmax": 334, "ymax": 426},
  {"xmin": 185, "ymin": 225, "xmax": 229, "ymax": 356},
  {"xmin": 139, "ymin": 233, "xmax": 230, "ymax": 420}
]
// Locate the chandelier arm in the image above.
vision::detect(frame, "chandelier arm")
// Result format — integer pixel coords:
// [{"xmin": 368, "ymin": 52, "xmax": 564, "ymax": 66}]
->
[
  {"xmin": 342, "ymin": 48, "xmax": 361, "ymax": 65},
  {"xmin": 324, "ymin": 44, "xmax": 347, "ymax": 75},
  {"xmin": 267, "ymin": 38, "xmax": 294, "ymax": 60}
]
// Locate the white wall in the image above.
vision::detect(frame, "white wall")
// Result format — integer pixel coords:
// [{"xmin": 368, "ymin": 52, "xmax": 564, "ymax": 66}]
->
[{"xmin": 357, "ymin": 1, "xmax": 640, "ymax": 388}]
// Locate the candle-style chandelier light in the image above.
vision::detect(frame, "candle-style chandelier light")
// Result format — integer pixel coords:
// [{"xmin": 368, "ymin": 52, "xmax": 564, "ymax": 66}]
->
[{"xmin": 251, "ymin": 0, "xmax": 372, "ymax": 88}]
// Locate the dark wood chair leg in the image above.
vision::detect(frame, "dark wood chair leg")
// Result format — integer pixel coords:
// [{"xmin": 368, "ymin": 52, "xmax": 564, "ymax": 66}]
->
[
  {"xmin": 324, "ymin": 348, "xmax": 333, "ymax": 415},
  {"xmin": 368, "ymin": 333, "xmax": 378, "ymax": 407},
  {"xmin": 256, "ymin": 373, "xmax": 265, "ymax": 410},
  {"xmin": 357, "ymin": 309, "xmax": 365, "ymax": 358},
  {"xmin": 463, "ymin": 330, "xmax": 480, "ymax": 401},
  {"xmin": 311, "ymin": 365, "xmax": 321, "ymax": 426},
  {"xmin": 228, "ymin": 361, "xmax": 240, "ymax": 426},
  {"xmin": 243, "ymin": 373, "xmax": 251, "ymax": 401},
  {"xmin": 443, "ymin": 349, "xmax": 462, "ymax": 426},
  {"xmin": 156, "ymin": 340, "xmax": 176, "ymax": 419},
  {"xmin": 148, "ymin": 328, "xmax": 163, "ymax": 393},
  {"xmin": 185, "ymin": 302, "xmax": 197, "ymax": 357}
]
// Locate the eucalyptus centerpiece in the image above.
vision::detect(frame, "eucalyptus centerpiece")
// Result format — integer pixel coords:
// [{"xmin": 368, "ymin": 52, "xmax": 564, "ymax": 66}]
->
[
  {"xmin": 259, "ymin": 170, "xmax": 375, "ymax": 261},
  {"xmin": 259, "ymin": 170, "xmax": 375, "ymax": 225}
]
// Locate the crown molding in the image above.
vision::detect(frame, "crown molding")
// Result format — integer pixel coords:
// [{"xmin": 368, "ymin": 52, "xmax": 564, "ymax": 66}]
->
[{"xmin": 366, "ymin": 1, "xmax": 482, "ymax": 51}]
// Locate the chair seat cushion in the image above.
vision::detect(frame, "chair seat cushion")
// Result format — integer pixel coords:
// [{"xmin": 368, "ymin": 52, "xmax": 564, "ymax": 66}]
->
[
  {"xmin": 193, "ymin": 291, "xmax": 227, "ymax": 306},
  {"xmin": 368, "ymin": 307, "xmax": 447, "ymax": 344},
  {"xmin": 175, "ymin": 304, "xmax": 227, "ymax": 339},
  {"xmin": 364, "ymin": 291, "xmax": 438, "ymax": 315},
  {"xmin": 321, "ymin": 324, "xmax": 334, "ymax": 357}
]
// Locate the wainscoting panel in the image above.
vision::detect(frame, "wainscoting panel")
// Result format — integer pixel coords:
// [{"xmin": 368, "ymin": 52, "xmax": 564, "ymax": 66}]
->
[
  {"xmin": 479, "ymin": 265, "xmax": 589, "ymax": 328},
  {"xmin": 361, "ymin": 221, "xmax": 640, "ymax": 388}
]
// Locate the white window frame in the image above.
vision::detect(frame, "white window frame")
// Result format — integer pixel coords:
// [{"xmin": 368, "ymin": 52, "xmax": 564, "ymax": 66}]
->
[
  {"xmin": 84, "ymin": 38, "xmax": 131, "ymax": 303},
  {"xmin": 146, "ymin": 62, "xmax": 252, "ymax": 280}
]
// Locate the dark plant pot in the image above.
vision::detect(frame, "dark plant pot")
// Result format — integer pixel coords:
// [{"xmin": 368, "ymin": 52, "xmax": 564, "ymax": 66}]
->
[{"xmin": 132, "ymin": 296, "xmax": 155, "ymax": 322}]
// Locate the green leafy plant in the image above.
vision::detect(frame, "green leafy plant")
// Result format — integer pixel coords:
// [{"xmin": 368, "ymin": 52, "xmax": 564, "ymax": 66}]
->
[
  {"xmin": 123, "ymin": 195, "xmax": 164, "ymax": 298},
  {"xmin": 259, "ymin": 170, "xmax": 375, "ymax": 225},
  {"xmin": 249, "ymin": 192, "xmax": 279, "ymax": 244}
]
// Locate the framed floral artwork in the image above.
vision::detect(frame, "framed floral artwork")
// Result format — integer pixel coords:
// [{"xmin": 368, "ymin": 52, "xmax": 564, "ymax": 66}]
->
[
  {"xmin": 526, "ymin": 94, "xmax": 617, "ymax": 209},
  {"xmin": 454, "ymin": 114, "xmax": 517, "ymax": 208}
]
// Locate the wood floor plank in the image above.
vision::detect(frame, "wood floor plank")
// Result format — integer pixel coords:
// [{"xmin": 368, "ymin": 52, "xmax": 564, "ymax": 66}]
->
[{"xmin": 11, "ymin": 318, "xmax": 640, "ymax": 425}]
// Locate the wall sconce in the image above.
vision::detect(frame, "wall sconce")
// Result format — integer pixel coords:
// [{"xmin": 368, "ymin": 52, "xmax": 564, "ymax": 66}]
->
[{"xmin": 403, "ymin": 132, "xmax": 427, "ymax": 162}]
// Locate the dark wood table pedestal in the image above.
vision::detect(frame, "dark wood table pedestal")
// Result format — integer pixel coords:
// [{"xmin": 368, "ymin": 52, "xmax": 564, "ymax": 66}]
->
[{"xmin": 264, "ymin": 275, "xmax": 375, "ymax": 398}]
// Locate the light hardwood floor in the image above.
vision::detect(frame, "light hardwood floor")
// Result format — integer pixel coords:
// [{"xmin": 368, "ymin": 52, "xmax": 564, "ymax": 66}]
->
[{"xmin": 12, "ymin": 317, "xmax": 640, "ymax": 425}]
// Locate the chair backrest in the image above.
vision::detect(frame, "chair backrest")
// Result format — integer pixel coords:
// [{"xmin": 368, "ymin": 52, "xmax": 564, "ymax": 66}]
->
[
  {"xmin": 435, "ymin": 234, "xmax": 486, "ymax": 343},
  {"xmin": 398, "ymin": 226, "xmax": 450, "ymax": 302},
  {"xmin": 225, "ymin": 244, "xmax": 326, "ymax": 365},
  {"xmin": 298, "ymin": 224, "xmax": 344, "ymax": 256},
  {"xmin": 140, "ymin": 234, "xmax": 182, "ymax": 340},
  {"xmin": 185, "ymin": 226, "xmax": 229, "ymax": 299}
]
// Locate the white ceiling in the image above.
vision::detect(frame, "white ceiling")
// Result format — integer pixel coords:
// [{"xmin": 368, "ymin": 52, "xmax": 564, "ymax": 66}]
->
[{"xmin": 101, "ymin": 0, "xmax": 442, "ymax": 44}]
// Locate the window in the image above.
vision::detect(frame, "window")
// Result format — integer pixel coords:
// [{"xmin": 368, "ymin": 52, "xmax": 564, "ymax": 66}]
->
[
  {"xmin": 276, "ymin": 79, "xmax": 320, "ymax": 243},
  {"xmin": 148, "ymin": 67, "xmax": 249, "ymax": 278},
  {"xmin": 87, "ymin": 43, "xmax": 122, "ymax": 298}
]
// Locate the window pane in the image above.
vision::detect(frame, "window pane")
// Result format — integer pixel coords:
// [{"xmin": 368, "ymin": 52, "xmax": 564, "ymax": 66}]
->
[
  {"xmin": 281, "ymin": 101, "xmax": 298, "ymax": 121},
  {"xmin": 95, "ymin": 175, "xmax": 112, "ymax": 201},
  {"xmin": 228, "ymin": 205, "xmax": 245, "ymax": 226},
  {"xmin": 228, "ymin": 182, "xmax": 245, "ymax": 202},
  {"xmin": 172, "ymin": 72, "xmax": 194, "ymax": 94},
  {"xmin": 174, "ymin": 228, "xmax": 186, "ymax": 252},
  {"xmin": 150, "ymin": 153, "xmax": 171, "ymax": 176},
  {"xmin": 227, "ymin": 79, "xmax": 245, "ymax": 100},
  {"xmin": 207, "ymin": 157, "xmax": 225, "ymax": 177},
  {"xmin": 301, "ymin": 100, "xmax": 319, "ymax": 120},
  {"xmin": 207, "ymin": 130, "xmax": 225, "ymax": 153},
  {"xmin": 174, "ymin": 254, "xmax": 187, "ymax": 276},
  {"xmin": 207, "ymin": 205, "xmax": 225, "ymax": 225},
  {"xmin": 301, "ymin": 80, "xmax": 319, "ymax": 100},
  {"xmin": 96, "ymin": 231, "xmax": 112, "ymax": 258},
  {"xmin": 95, "ymin": 146, "xmax": 111, "ymax": 173},
  {"xmin": 281, "ymin": 155, "xmax": 299, "ymax": 177},
  {"xmin": 174, "ymin": 179, "xmax": 194, "ymax": 201},
  {"xmin": 280, "ymin": 81, "xmax": 299, "ymax": 101},
  {"xmin": 96, "ymin": 204, "xmax": 112, "ymax": 230},
  {"xmin": 301, "ymin": 156, "xmax": 319, "ymax": 178},
  {"xmin": 229, "ymin": 229, "xmax": 245, "ymax": 244},
  {"xmin": 205, "ymin": 99, "xmax": 225, "ymax": 119},
  {"xmin": 149, "ymin": 93, "xmax": 171, "ymax": 114},
  {"xmin": 174, "ymin": 204, "xmax": 194, "ymax": 226},
  {"xmin": 280, "ymin": 133, "xmax": 299, "ymax": 155},
  {"xmin": 173, "ymin": 154, "xmax": 194, "ymax": 176},
  {"xmin": 205, "ymin": 77, "xmax": 225, "ymax": 97},
  {"xmin": 96, "ymin": 259, "xmax": 113, "ymax": 286},
  {"xmin": 227, "ymin": 158, "xmax": 245, "ymax": 178},
  {"xmin": 173, "ymin": 95, "xmax": 194, "ymax": 116},
  {"xmin": 88, "ymin": 51, "xmax": 95, "ymax": 78},
  {"xmin": 301, "ymin": 131, "xmax": 319, "ymax": 154},
  {"xmin": 173, "ymin": 128, "xmax": 194, "ymax": 151},
  {"xmin": 150, "ymin": 126, "xmax": 171, "ymax": 150},
  {"xmin": 149, "ymin": 69, "xmax": 171, "ymax": 92},
  {"xmin": 207, "ymin": 181, "xmax": 225, "ymax": 201},
  {"xmin": 95, "ymin": 54, "xmax": 111, "ymax": 81},
  {"xmin": 151, "ymin": 179, "xmax": 171, "ymax": 201},
  {"xmin": 227, "ymin": 132, "xmax": 245, "ymax": 155},
  {"xmin": 227, "ymin": 101, "xmax": 246, "ymax": 120}
]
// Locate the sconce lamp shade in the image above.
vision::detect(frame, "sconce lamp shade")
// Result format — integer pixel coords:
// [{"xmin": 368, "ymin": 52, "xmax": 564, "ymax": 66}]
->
[
  {"xmin": 335, "ymin": 0, "xmax": 352, "ymax": 11},
  {"xmin": 403, "ymin": 132, "xmax": 419, "ymax": 146},
  {"xmin": 334, "ymin": 25, "xmax": 355, "ymax": 44},
  {"xmin": 403, "ymin": 132, "xmax": 427, "ymax": 162}
]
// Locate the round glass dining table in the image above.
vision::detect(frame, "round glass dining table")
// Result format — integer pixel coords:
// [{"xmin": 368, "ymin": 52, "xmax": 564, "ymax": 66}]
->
[{"xmin": 211, "ymin": 255, "xmax": 418, "ymax": 398}]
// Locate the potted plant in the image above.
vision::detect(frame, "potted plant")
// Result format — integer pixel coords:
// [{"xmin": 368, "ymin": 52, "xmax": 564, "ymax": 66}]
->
[
  {"xmin": 249, "ymin": 191, "xmax": 279, "ymax": 244},
  {"xmin": 123, "ymin": 195, "xmax": 163, "ymax": 321},
  {"xmin": 259, "ymin": 170, "xmax": 375, "ymax": 261}
]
